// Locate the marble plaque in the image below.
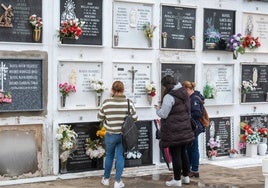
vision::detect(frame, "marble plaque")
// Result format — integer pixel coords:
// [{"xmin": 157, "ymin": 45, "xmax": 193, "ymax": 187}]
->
[
  {"xmin": 113, "ymin": 63, "xmax": 152, "ymax": 106},
  {"xmin": 58, "ymin": 61, "xmax": 102, "ymax": 109}
]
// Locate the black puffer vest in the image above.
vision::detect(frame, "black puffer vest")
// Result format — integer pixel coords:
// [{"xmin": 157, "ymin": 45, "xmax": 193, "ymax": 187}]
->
[{"xmin": 160, "ymin": 87, "xmax": 194, "ymax": 148}]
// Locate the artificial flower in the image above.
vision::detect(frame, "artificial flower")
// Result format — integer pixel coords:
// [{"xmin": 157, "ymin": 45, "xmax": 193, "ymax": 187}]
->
[
  {"xmin": 242, "ymin": 35, "xmax": 261, "ymax": 50},
  {"xmin": 89, "ymin": 78, "xmax": 107, "ymax": 93},
  {"xmin": 59, "ymin": 82, "xmax": 76, "ymax": 97},
  {"xmin": 145, "ymin": 82, "xmax": 156, "ymax": 97},
  {"xmin": 0, "ymin": 91, "xmax": 12, "ymax": 103},
  {"xmin": 258, "ymin": 127, "xmax": 268, "ymax": 138},
  {"xmin": 85, "ymin": 126, "xmax": 106, "ymax": 159},
  {"xmin": 207, "ymin": 150, "xmax": 218, "ymax": 157},
  {"xmin": 56, "ymin": 124, "xmax": 78, "ymax": 152},
  {"xmin": 228, "ymin": 148, "xmax": 238, "ymax": 154},
  {"xmin": 240, "ymin": 122, "xmax": 260, "ymax": 144},
  {"xmin": 125, "ymin": 150, "xmax": 142, "ymax": 159},
  {"xmin": 143, "ymin": 23, "xmax": 157, "ymax": 39},
  {"xmin": 162, "ymin": 32, "xmax": 168, "ymax": 38},
  {"xmin": 227, "ymin": 33, "xmax": 245, "ymax": 54},
  {"xmin": 241, "ymin": 80, "xmax": 254, "ymax": 94},
  {"xmin": 29, "ymin": 14, "xmax": 42, "ymax": 30},
  {"xmin": 59, "ymin": 18, "xmax": 85, "ymax": 40}
]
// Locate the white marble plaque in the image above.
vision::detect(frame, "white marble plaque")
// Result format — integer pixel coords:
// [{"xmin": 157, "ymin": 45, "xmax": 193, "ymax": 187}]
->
[
  {"xmin": 113, "ymin": 1, "xmax": 153, "ymax": 48},
  {"xmin": 203, "ymin": 64, "xmax": 234, "ymax": 105},
  {"xmin": 242, "ymin": 13, "xmax": 268, "ymax": 53},
  {"xmin": 58, "ymin": 61, "xmax": 102, "ymax": 109},
  {"xmin": 113, "ymin": 63, "xmax": 152, "ymax": 106}
]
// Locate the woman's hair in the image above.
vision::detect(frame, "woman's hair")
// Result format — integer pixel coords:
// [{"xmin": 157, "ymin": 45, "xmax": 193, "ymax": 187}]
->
[
  {"xmin": 112, "ymin": 81, "xmax": 124, "ymax": 93},
  {"xmin": 182, "ymin": 80, "xmax": 196, "ymax": 90},
  {"xmin": 161, "ymin": 75, "xmax": 176, "ymax": 102}
]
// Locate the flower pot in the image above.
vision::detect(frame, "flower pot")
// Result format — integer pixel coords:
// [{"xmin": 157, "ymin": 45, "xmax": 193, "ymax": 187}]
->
[
  {"xmin": 33, "ymin": 29, "xmax": 41, "ymax": 42},
  {"xmin": 95, "ymin": 93, "xmax": 102, "ymax": 107},
  {"xmin": 209, "ymin": 156, "xmax": 216, "ymax": 160},
  {"xmin": 246, "ymin": 143, "xmax": 258, "ymax": 157},
  {"xmin": 61, "ymin": 95, "xmax": 66, "ymax": 108},
  {"xmin": 258, "ymin": 142, "xmax": 267, "ymax": 156},
  {"xmin": 229, "ymin": 153, "xmax": 236, "ymax": 158}
]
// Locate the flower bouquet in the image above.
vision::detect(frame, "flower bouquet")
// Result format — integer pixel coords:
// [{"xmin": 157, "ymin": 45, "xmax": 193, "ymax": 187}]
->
[
  {"xmin": 240, "ymin": 122, "xmax": 260, "ymax": 144},
  {"xmin": 89, "ymin": 78, "xmax": 107, "ymax": 107},
  {"xmin": 258, "ymin": 127, "xmax": 268, "ymax": 142},
  {"xmin": 241, "ymin": 80, "xmax": 255, "ymax": 102},
  {"xmin": 227, "ymin": 33, "xmax": 245, "ymax": 59},
  {"xmin": 85, "ymin": 126, "xmax": 106, "ymax": 159},
  {"xmin": 228, "ymin": 148, "xmax": 238, "ymax": 158},
  {"xmin": 56, "ymin": 124, "xmax": 78, "ymax": 162},
  {"xmin": 203, "ymin": 83, "xmax": 216, "ymax": 99},
  {"xmin": 59, "ymin": 82, "xmax": 76, "ymax": 107},
  {"xmin": 29, "ymin": 14, "xmax": 42, "ymax": 41},
  {"xmin": 145, "ymin": 82, "xmax": 156, "ymax": 105},
  {"xmin": 207, "ymin": 137, "xmax": 220, "ymax": 159},
  {"xmin": 0, "ymin": 91, "xmax": 12, "ymax": 104},
  {"xmin": 59, "ymin": 18, "xmax": 85, "ymax": 41},
  {"xmin": 29, "ymin": 14, "xmax": 42, "ymax": 29},
  {"xmin": 242, "ymin": 35, "xmax": 261, "ymax": 50},
  {"xmin": 143, "ymin": 22, "xmax": 156, "ymax": 47}
]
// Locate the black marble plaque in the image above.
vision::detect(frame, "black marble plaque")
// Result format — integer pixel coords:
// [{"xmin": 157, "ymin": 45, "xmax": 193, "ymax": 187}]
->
[
  {"xmin": 161, "ymin": 63, "xmax": 195, "ymax": 83},
  {"xmin": 161, "ymin": 5, "xmax": 196, "ymax": 49},
  {"xmin": 60, "ymin": 0, "xmax": 103, "ymax": 45},
  {"xmin": 241, "ymin": 64, "xmax": 268, "ymax": 103},
  {"xmin": 203, "ymin": 8, "xmax": 235, "ymax": 50},
  {"xmin": 66, "ymin": 122, "xmax": 103, "ymax": 173},
  {"xmin": 136, "ymin": 121, "xmax": 153, "ymax": 166},
  {"xmin": 0, "ymin": 59, "xmax": 43, "ymax": 112},
  {"xmin": 0, "ymin": 0, "xmax": 42, "ymax": 43},
  {"xmin": 205, "ymin": 117, "xmax": 231, "ymax": 156}
]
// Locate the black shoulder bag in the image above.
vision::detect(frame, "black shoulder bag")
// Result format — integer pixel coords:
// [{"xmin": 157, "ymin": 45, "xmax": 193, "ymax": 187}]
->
[{"xmin": 121, "ymin": 99, "xmax": 138, "ymax": 151}]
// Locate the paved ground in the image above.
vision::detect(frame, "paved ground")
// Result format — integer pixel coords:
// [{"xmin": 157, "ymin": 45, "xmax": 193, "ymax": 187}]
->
[{"xmin": 0, "ymin": 156, "xmax": 266, "ymax": 188}]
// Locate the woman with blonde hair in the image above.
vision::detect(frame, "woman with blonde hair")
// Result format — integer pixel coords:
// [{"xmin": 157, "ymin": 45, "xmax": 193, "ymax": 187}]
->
[
  {"xmin": 98, "ymin": 81, "xmax": 138, "ymax": 188},
  {"xmin": 182, "ymin": 81, "xmax": 205, "ymax": 178}
]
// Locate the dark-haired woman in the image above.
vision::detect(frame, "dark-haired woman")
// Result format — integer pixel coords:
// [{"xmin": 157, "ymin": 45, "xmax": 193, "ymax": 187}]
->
[
  {"xmin": 98, "ymin": 81, "xmax": 138, "ymax": 188},
  {"xmin": 155, "ymin": 75, "xmax": 194, "ymax": 187}
]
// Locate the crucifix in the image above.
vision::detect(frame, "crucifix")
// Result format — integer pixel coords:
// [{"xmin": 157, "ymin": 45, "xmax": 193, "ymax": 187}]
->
[
  {"xmin": 0, "ymin": 61, "xmax": 8, "ymax": 91},
  {"xmin": 128, "ymin": 66, "xmax": 138, "ymax": 93}
]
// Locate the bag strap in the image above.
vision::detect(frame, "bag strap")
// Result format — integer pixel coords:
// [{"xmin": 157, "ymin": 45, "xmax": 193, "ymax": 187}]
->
[{"xmin": 127, "ymin": 99, "xmax": 130, "ymax": 115}]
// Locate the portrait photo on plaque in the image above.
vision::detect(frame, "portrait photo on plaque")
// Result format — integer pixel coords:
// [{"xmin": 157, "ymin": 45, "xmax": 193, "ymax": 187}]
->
[
  {"xmin": 161, "ymin": 5, "xmax": 196, "ymax": 50},
  {"xmin": 0, "ymin": 0, "xmax": 42, "ymax": 43},
  {"xmin": 205, "ymin": 117, "xmax": 232, "ymax": 157},
  {"xmin": 112, "ymin": 1, "xmax": 154, "ymax": 49},
  {"xmin": 242, "ymin": 12, "xmax": 268, "ymax": 53},
  {"xmin": 112, "ymin": 63, "xmax": 152, "ymax": 107},
  {"xmin": 203, "ymin": 8, "xmax": 235, "ymax": 51},
  {"xmin": 58, "ymin": 61, "xmax": 103, "ymax": 109},
  {"xmin": 59, "ymin": 0, "xmax": 103, "ymax": 45},
  {"xmin": 241, "ymin": 63, "xmax": 268, "ymax": 103},
  {"xmin": 202, "ymin": 64, "xmax": 234, "ymax": 105}
]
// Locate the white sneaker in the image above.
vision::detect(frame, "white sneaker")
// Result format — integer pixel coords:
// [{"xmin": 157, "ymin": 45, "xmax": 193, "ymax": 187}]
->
[
  {"xmin": 114, "ymin": 180, "xmax": 125, "ymax": 188},
  {"xmin": 182, "ymin": 176, "xmax": 190, "ymax": 184},
  {"xmin": 165, "ymin": 179, "xmax": 182, "ymax": 187},
  {"xmin": 101, "ymin": 177, "xmax": 109, "ymax": 186}
]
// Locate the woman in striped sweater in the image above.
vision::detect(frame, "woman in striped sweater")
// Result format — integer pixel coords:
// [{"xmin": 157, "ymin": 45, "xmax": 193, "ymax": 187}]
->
[{"xmin": 98, "ymin": 81, "xmax": 138, "ymax": 188}]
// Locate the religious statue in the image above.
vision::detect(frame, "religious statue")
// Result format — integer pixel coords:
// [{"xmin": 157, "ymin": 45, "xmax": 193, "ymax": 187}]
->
[
  {"xmin": 69, "ymin": 69, "xmax": 77, "ymax": 85},
  {"xmin": 129, "ymin": 8, "xmax": 137, "ymax": 28},
  {"xmin": 252, "ymin": 67, "xmax": 258, "ymax": 87}
]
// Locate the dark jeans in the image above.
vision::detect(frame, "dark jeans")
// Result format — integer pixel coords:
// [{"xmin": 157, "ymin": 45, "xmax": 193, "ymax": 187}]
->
[
  {"xmin": 169, "ymin": 144, "xmax": 190, "ymax": 180},
  {"xmin": 187, "ymin": 136, "xmax": 199, "ymax": 172}
]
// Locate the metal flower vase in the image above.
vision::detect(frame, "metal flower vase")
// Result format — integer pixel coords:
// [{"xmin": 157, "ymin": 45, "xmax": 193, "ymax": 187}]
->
[
  {"xmin": 95, "ymin": 93, "xmax": 102, "ymax": 107},
  {"xmin": 61, "ymin": 95, "xmax": 66, "ymax": 107},
  {"xmin": 233, "ymin": 50, "xmax": 238, "ymax": 60},
  {"xmin": 33, "ymin": 29, "xmax": 41, "ymax": 42},
  {"xmin": 148, "ymin": 38, "xmax": 152, "ymax": 47},
  {"xmin": 147, "ymin": 95, "xmax": 152, "ymax": 106}
]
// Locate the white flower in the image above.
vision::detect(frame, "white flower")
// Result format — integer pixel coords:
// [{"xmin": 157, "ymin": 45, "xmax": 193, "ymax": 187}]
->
[{"xmin": 89, "ymin": 78, "xmax": 107, "ymax": 93}]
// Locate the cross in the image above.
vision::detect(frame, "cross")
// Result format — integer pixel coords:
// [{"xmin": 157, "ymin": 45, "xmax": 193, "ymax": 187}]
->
[
  {"xmin": 128, "ymin": 66, "xmax": 138, "ymax": 93},
  {"xmin": 0, "ymin": 61, "xmax": 8, "ymax": 91}
]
